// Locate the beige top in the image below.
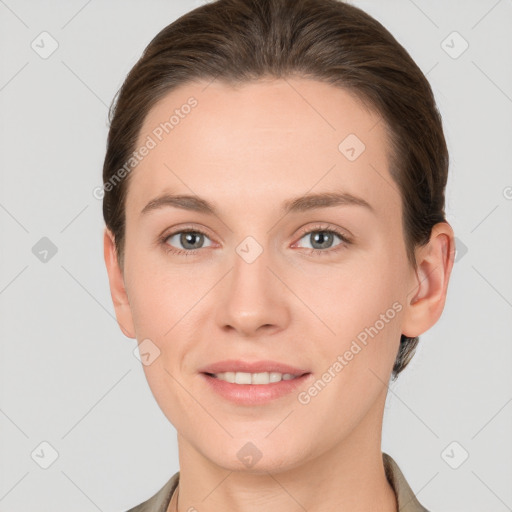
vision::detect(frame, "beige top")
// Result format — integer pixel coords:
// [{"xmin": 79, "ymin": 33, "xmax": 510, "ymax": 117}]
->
[{"xmin": 127, "ymin": 452, "xmax": 429, "ymax": 512}]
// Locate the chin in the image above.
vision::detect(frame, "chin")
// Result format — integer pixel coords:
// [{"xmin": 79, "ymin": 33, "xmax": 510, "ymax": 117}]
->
[{"xmin": 203, "ymin": 439, "xmax": 306, "ymax": 475}]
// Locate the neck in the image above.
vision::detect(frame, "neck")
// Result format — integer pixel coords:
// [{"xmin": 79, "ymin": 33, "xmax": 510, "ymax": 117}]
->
[{"xmin": 171, "ymin": 390, "xmax": 397, "ymax": 512}]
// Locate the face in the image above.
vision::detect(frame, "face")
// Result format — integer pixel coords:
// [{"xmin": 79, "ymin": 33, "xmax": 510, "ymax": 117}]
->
[{"xmin": 108, "ymin": 78, "xmax": 423, "ymax": 473}]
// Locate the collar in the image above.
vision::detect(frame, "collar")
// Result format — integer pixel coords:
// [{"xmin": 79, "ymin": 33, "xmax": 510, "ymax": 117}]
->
[{"xmin": 383, "ymin": 452, "xmax": 430, "ymax": 511}]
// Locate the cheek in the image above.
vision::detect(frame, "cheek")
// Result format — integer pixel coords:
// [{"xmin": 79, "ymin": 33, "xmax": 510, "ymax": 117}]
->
[
  {"xmin": 303, "ymin": 249, "xmax": 404, "ymax": 377},
  {"xmin": 293, "ymin": 265, "xmax": 402, "ymax": 434},
  {"xmin": 124, "ymin": 244, "xmax": 196, "ymax": 335}
]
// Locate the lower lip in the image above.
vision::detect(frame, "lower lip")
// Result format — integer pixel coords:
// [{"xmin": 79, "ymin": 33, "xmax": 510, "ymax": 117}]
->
[{"xmin": 200, "ymin": 372, "xmax": 312, "ymax": 405}]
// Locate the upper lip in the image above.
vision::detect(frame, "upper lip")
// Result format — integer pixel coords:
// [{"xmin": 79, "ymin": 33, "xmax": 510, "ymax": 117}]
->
[{"xmin": 199, "ymin": 359, "xmax": 310, "ymax": 375}]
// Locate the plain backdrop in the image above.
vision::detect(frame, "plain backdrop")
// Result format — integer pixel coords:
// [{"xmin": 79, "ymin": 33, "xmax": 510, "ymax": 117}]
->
[{"xmin": 0, "ymin": 1, "xmax": 511, "ymax": 511}]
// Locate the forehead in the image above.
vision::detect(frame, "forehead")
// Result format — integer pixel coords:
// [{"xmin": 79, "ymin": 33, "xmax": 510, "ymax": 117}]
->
[{"xmin": 127, "ymin": 78, "xmax": 400, "ymax": 222}]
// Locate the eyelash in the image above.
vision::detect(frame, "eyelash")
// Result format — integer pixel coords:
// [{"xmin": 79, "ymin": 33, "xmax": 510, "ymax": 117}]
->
[{"xmin": 159, "ymin": 223, "xmax": 352, "ymax": 257}]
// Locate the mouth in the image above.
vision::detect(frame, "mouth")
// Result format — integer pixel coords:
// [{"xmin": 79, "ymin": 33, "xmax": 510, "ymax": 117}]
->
[
  {"xmin": 203, "ymin": 371, "xmax": 309, "ymax": 384},
  {"xmin": 198, "ymin": 359, "xmax": 310, "ymax": 376},
  {"xmin": 200, "ymin": 371, "xmax": 313, "ymax": 405}
]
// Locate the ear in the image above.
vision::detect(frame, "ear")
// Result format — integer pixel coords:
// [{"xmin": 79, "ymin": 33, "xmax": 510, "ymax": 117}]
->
[
  {"xmin": 103, "ymin": 227, "xmax": 136, "ymax": 339},
  {"xmin": 401, "ymin": 222, "xmax": 456, "ymax": 338}
]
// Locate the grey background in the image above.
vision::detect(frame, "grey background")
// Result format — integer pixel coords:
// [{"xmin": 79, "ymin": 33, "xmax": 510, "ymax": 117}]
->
[{"xmin": 0, "ymin": 0, "xmax": 511, "ymax": 510}]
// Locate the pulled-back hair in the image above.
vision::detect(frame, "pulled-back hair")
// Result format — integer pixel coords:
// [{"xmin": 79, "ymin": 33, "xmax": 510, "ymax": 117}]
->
[{"xmin": 102, "ymin": 0, "xmax": 449, "ymax": 379}]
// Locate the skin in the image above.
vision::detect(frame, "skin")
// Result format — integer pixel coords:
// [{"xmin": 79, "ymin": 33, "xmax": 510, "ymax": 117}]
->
[{"xmin": 104, "ymin": 77, "xmax": 455, "ymax": 512}]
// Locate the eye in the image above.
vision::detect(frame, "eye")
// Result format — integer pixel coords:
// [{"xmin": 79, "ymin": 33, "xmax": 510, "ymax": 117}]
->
[
  {"xmin": 162, "ymin": 229, "xmax": 213, "ymax": 255},
  {"xmin": 159, "ymin": 224, "xmax": 351, "ymax": 257},
  {"xmin": 294, "ymin": 224, "xmax": 351, "ymax": 255}
]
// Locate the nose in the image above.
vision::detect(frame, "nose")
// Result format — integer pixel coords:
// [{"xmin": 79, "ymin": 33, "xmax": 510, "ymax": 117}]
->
[{"xmin": 214, "ymin": 244, "xmax": 291, "ymax": 338}]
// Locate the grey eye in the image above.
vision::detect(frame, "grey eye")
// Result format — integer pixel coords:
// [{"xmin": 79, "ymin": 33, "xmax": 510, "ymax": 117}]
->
[
  {"xmin": 298, "ymin": 230, "xmax": 342, "ymax": 250},
  {"xmin": 165, "ymin": 231, "xmax": 212, "ymax": 251}
]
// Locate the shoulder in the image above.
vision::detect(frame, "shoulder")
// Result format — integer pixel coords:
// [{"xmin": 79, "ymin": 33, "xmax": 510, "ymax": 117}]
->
[
  {"xmin": 126, "ymin": 471, "xmax": 180, "ymax": 512},
  {"xmin": 383, "ymin": 453, "xmax": 431, "ymax": 512}
]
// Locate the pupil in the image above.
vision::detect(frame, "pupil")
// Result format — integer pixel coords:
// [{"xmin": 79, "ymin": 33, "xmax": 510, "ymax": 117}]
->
[
  {"xmin": 312, "ymin": 232, "xmax": 332, "ymax": 249},
  {"xmin": 181, "ymin": 232, "xmax": 203, "ymax": 249}
]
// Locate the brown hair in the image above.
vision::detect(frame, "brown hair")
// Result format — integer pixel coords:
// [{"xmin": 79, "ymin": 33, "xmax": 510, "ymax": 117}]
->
[{"xmin": 102, "ymin": 0, "xmax": 449, "ymax": 379}]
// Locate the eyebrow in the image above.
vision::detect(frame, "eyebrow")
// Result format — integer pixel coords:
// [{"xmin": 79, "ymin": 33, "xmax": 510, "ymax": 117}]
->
[{"xmin": 140, "ymin": 190, "xmax": 375, "ymax": 217}]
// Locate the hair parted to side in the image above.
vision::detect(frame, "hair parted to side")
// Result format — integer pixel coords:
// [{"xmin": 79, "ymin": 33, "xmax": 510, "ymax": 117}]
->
[{"xmin": 102, "ymin": 0, "xmax": 449, "ymax": 379}]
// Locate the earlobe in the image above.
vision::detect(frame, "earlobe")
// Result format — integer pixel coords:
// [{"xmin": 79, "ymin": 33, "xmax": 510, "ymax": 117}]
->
[
  {"xmin": 103, "ymin": 228, "xmax": 136, "ymax": 339},
  {"xmin": 401, "ymin": 222, "xmax": 455, "ymax": 338}
]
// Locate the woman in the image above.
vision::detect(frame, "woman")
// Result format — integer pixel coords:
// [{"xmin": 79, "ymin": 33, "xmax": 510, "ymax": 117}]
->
[{"xmin": 102, "ymin": 0, "xmax": 455, "ymax": 510}]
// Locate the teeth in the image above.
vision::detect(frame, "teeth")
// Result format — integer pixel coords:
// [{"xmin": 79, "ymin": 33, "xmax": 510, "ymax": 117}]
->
[{"xmin": 212, "ymin": 371, "xmax": 300, "ymax": 384}]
